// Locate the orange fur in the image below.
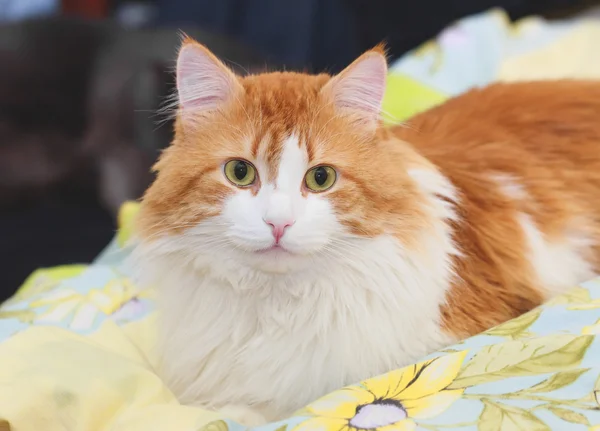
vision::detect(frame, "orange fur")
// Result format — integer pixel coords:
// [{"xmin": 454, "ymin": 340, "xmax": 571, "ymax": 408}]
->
[
  {"xmin": 138, "ymin": 40, "xmax": 600, "ymax": 342},
  {"xmin": 394, "ymin": 81, "xmax": 600, "ymax": 336}
]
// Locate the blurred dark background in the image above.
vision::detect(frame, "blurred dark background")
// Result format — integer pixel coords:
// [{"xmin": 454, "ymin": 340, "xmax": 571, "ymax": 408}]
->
[{"xmin": 0, "ymin": 0, "xmax": 597, "ymax": 299}]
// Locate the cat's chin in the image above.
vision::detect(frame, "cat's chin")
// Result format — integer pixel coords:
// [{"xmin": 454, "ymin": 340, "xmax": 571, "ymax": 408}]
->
[
  {"xmin": 237, "ymin": 247, "xmax": 314, "ymax": 275},
  {"xmin": 255, "ymin": 244, "xmax": 291, "ymax": 255}
]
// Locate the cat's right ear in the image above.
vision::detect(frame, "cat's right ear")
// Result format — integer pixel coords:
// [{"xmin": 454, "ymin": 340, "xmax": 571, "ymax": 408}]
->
[
  {"xmin": 321, "ymin": 46, "xmax": 387, "ymax": 131},
  {"xmin": 176, "ymin": 38, "xmax": 243, "ymax": 113}
]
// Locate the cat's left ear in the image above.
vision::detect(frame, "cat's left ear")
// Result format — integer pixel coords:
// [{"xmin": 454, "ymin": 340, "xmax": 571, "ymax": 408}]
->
[{"xmin": 321, "ymin": 46, "xmax": 387, "ymax": 130}]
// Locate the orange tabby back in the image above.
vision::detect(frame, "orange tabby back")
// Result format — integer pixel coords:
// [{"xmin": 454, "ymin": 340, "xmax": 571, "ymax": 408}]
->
[{"xmin": 393, "ymin": 81, "xmax": 600, "ymax": 336}]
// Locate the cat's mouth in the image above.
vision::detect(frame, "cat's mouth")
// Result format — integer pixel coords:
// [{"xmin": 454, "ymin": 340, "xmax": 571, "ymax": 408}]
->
[{"xmin": 256, "ymin": 244, "xmax": 292, "ymax": 255}]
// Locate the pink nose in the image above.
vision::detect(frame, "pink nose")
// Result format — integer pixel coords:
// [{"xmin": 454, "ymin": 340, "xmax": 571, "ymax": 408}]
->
[{"xmin": 265, "ymin": 219, "xmax": 294, "ymax": 243}]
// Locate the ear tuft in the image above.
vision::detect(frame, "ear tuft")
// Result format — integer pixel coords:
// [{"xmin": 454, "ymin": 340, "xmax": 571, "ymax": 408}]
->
[
  {"xmin": 322, "ymin": 49, "xmax": 388, "ymax": 129},
  {"xmin": 176, "ymin": 40, "xmax": 242, "ymax": 113}
]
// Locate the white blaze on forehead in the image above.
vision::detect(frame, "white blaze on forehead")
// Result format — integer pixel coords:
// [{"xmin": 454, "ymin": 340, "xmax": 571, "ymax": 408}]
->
[
  {"xmin": 262, "ymin": 134, "xmax": 308, "ymax": 225},
  {"xmin": 264, "ymin": 193, "xmax": 293, "ymax": 224},
  {"xmin": 275, "ymin": 134, "xmax": 308, "ymax": 192}
]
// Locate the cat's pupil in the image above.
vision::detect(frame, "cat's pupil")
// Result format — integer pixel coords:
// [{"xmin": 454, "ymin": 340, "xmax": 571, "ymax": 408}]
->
[
  {"xmin": 314, "ymin": 167, "xmax": 328, "ymax": 186},
  {"xmin": 234, "ymin": 162, "xmax": 248, "ymax": 180}
]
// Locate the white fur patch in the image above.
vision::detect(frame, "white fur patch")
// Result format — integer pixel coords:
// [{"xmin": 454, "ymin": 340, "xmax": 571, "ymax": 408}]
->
[
  {"xmin": 490, "ymin": 172, "xmax": 595, "ymax": 298},
  {"xmin": 408, "ymin": 168, "xmax": 460, "ymax": 223},
  {"xmin": 131, "ymin": 144, "xmax": 459, "ymax": 422},
  {"xmin": 490, "ymin": 173, "xmax": 528, "ymax": 200},
  {"xmin": 517, "ymin": 213, "xmax": 595, "ymax": 298}
]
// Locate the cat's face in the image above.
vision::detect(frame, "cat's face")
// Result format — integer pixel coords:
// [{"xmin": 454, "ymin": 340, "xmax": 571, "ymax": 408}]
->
[
  {"xmin": 137, "ymin": 39, "xmax": 425, "ymax": 275},
  {"xmin": 198, "ymin": 132, "xmax": 347, "ymax": 274}
]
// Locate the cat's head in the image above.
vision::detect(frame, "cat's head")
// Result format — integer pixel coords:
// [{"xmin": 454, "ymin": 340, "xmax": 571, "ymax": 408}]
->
[{"xmin": 136, "ymin": 38, "xmax": 432, "ymax": 276}]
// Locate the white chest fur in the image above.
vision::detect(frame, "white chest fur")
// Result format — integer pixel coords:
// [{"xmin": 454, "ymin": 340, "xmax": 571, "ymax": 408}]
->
[
  {"xmin": 135, "ymin": 229, "xmax": 457, "ymax": 421},
  {"xmin": 130, "ymin": 167, "xmax": 461, "ymax": 421}
]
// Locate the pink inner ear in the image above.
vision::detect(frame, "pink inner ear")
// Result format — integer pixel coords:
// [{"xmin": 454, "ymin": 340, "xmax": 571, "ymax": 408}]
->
[
  {"xmin": 331, "ymin": 53, "xmax": 387, "ymax": 122},
  {"xmin": 176, "ymin": 44, "xmax": 236, "ymax": 112}
]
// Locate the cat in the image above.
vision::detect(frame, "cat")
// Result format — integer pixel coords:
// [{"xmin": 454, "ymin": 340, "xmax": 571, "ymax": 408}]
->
[{"xmin": 131, "ymin": 37, "xmax": 600, "ymax": 425}]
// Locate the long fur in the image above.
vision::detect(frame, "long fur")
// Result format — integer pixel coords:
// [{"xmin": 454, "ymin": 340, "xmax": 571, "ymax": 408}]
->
[{"xmin": 131, "ymin": 38, "xmax": 600, "ymax": 425}]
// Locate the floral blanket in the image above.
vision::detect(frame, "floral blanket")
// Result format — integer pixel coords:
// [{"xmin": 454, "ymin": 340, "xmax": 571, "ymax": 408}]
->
[{"xmin": 3, "ymin": 8, "xmax": 600, "ymax": 431}]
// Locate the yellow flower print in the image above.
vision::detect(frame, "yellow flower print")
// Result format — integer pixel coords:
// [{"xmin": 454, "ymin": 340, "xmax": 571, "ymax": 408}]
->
[
  {"xmin": 582, "ymin": 319, "xmax": 600, "ymax": 335},
  {"xmin": 29, "ymin": 279, "xmax": 138, "ymax": 331},
  {"xmin": 569, "ymin": 299, "xmax": 600, "ymax": 311},
  {"xmin": 117, "ymin": 201, "xmax": 141, "ymax": 247},
  {"xmin": 294, "ymin": 351, "xmax": 467, "ymax": 431},
  {"xmin": 11, "ymin": 264, "xmax": 87, "ymax": 302}
]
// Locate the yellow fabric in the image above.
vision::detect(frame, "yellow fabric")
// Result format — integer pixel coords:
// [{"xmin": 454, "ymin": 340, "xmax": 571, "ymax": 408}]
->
[
  {"xmin": 296, "ymin": 352, "xmax": 466, "ymax": 431},
  {"xmin": 0, "ymin": 326, "xmax": 221, "ymax": 430},
  {"xmin": 117, "ymin": 201, "xmax": 141, "ymax": 248},
  {"xmin": 381, "ymin": 74, "xmax": 446, "ymax": 124},
  {"xmin": 14, "ymin": 265, "xmax": 88, "ymax": 301},
  {"xmin": 499, "ymin": 22, "xmax": 600, "ymax": 82},
  {"xmin": 1, "ymin": 201, "xmax": 225, "ymax": 430}
]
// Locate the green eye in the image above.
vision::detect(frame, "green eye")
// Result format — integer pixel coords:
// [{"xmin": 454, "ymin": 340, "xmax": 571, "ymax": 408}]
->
[
  {"xmin": 305, "ymin": 165, "xmax": 337, "ymax": 192},
  {"xmin": 224, "ymin": 160, "xmax": 256, "ymax": 187}
]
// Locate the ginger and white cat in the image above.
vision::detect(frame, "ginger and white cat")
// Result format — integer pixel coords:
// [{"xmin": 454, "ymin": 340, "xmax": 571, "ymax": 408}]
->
[{"xmin": 131, "ymin": 38, "xmax": 600, "ymax": 425}]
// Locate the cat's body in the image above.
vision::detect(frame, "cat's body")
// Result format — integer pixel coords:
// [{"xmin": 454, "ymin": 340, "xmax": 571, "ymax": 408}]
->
[
  {"xmin": 132, "ymin": 40, "xmax": 600, "ymax": 424},
  {"xmin": 396, "ymin": 81, "xmax": 600, "ymax": 335}
]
